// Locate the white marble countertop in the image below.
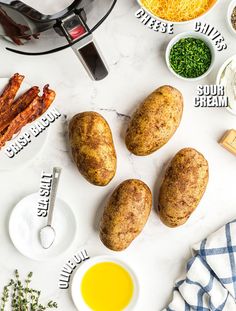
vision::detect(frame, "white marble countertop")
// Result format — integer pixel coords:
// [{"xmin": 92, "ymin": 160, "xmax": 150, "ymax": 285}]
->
[{"xmin": 1, "ymin": 0, "xmax": 236, "ymax": 310}]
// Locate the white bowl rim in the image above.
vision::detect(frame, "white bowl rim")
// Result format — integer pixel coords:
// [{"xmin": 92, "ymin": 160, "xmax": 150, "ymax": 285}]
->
[
  {"xmin": 216, "ymin": 54, "xmax": 236, "ymax": 116},
  {"xmin": 227, "ymin": 0, "xmax": 236, "ymax": 35},
  {"xmin": 136, "ymin": 0, "xmax": 219, "ymax": 25},
  {"xmin": 165, "ymin": 31, "xmax": 216, "ymax": 81},
  {"xmin": 71, "ymin": 255, "xmax": 140, "ymax": 311}
]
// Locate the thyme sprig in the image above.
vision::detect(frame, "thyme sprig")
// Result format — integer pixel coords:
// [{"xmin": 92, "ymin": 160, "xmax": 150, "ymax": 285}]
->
[{"xmin": 0, "ymin": 270, "xmax": 58, "ymax": 311}]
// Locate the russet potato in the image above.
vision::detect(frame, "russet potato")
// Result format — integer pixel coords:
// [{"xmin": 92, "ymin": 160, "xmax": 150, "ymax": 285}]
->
[
  {"xmin": 125, "ymin": 85, "xmax": 183, "ymax": 156},
  {"xmin": 69, "ymin": 112, "xmax": 117, "ymax": 186},
  {"xmin": 100, "ymin": 179, "xmax": 152, "ymax": 251},
  {"xmin": 158, "ymin": 148, "xmax": 209, "ymax": 227}
]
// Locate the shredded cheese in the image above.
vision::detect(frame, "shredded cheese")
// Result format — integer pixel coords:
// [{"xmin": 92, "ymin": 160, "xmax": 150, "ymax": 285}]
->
[{"xmin": 140, "ymin": 0, "xmax": 216, "ymax": 22}]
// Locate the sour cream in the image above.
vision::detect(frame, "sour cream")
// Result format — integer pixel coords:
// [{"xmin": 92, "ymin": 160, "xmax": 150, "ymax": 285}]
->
[{"xmin": 220, "ymin": 59, "xmax": 236, "ymax": 111}]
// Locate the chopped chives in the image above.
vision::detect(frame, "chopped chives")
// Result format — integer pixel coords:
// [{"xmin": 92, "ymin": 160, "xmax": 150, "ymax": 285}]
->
[{"xmin": 169, "ymin": 38, "xmax": 212, "ymax": 78}]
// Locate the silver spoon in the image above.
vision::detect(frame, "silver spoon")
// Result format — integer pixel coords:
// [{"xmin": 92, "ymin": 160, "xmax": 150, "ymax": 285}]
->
[{"xmin": 39, "ymin": 167, "xmax": 61, "ymax": 249}]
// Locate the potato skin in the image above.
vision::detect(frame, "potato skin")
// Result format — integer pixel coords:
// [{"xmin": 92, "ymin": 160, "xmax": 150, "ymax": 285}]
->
[
  {"xmin": 69, "ymin": 112, "xmax": 117, "ymax": 186},
  {"xmin": 125, "ymin": 85, "xmax": 183, "ymax": 156},
  {"xmin": 158, "ymin": 148, "xmax": 209, "ymax": 228},
  {"xmin": 100, "ymin": 179, "xmax": 152, "ymax": 251}
]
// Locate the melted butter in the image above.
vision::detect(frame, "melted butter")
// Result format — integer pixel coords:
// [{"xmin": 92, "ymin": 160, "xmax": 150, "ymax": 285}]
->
[{"xmin": 81, "ymin": 262, "xmax": 134, "ymax": 311}]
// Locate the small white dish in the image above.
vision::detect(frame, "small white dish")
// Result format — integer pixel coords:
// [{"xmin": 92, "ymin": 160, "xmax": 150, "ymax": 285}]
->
[
  {"xmin": 0, "ymin": 78, "xmax": 49, "ymax": 171},
  {"xmin": 71, "ymin": 256, "xmax": 140, "ymax": 311},
  {"xmin": 227, "ymin": 0, "xmax": 236, "ymax": 35},
  {"xmin": 9, "ymin": 193, "xmax": 77, "ymax": 261},
  {"xmin": 136, "ymin": 0, "xmax": 218, "ymax": 25},
  {"xmin": 216, "ymin": 54, "xmax": 236, "ymax": 116},
  {"xmin": 166, "ymin": 32, "xmax": 215, "ymax": 81}
]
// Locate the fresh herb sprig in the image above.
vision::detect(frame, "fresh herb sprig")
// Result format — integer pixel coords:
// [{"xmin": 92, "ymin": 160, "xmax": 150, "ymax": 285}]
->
[
  {"xmin": 0, "ymin": 270, "xmax": 58, "ymax": 311},
  {"xmin": 169, "ymin": 37, "xmax": 212, "ymax": 78}
]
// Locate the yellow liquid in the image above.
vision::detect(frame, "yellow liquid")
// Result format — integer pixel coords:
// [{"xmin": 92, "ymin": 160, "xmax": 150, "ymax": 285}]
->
[{"xmin": 81, "ymin": 262, "xmax": 134, "ymax": 311}]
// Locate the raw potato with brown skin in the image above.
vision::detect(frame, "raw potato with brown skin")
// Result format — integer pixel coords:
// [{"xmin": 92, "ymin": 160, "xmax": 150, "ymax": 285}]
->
[
  {"xmin": 69, "ymin": 112, "xmax": 117, "ymax": 186},
  {"xmin": 158, "ymin": 148, "xmax": 209, "ymax": 228},
  {"xmin": 100, "ymin": 179, "xmax": 152, "ymax": 251},
  {"xmin": 125, "ymin": 85, "xmax": 183, "ymax": 156}
]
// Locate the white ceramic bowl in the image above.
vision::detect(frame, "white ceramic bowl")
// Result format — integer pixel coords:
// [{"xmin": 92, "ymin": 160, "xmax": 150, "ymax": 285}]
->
[
  {"xmin": 9, "ymin": 193, "xmax": 77, "ymax": 261},
  {"xmin": 227, "ymin": 0, "xmax": 236, "ymax": 35},
  {"xmin": 216, "ymin": 55, "xmax": 236, "ymax": 116},
  {"xmin": 136, "ymin": 0, "xmax": 218, "ymax": 25},
  {"xmin": 165, "ymin": 32, "xmax": 216, "ymax": 81},
  {"xmin": 71, "ymin": 256, "xmax": 139, "ymax": 311}
]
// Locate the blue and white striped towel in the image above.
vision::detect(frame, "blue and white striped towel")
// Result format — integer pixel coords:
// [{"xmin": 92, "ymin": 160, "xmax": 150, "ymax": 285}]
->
[{"xmin": 165, "ymin": 220, "xmax": 236, "ymax": 310}]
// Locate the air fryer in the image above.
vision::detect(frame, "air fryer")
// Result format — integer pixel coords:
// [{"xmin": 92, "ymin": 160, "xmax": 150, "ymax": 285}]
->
[{"xmin": 0, "ymin": 0, "xmax": 117, "ymax": 80}]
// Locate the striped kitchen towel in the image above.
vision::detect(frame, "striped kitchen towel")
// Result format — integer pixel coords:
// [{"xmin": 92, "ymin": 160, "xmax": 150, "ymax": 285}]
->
[{"xmin": 165, "ymin": 220, "xmax": 236, "ymax": 310}]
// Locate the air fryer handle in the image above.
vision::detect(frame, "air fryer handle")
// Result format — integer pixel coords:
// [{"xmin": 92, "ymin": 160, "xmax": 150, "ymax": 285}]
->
[{"xmin": 72, "ymin": 34, "xmax": 109, "ymax": 81}]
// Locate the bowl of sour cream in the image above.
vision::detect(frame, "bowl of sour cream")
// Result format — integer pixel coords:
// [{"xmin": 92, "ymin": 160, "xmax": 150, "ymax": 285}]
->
[{"xmin": 216, "ymin": 55, "xmax": 236, "ymax": 116}]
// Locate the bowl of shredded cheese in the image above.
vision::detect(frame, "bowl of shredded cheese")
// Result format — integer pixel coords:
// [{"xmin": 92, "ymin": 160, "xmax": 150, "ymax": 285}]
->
[{"xmin": 137, "ymin": 0, "xmax": 218, "ymax": 24}]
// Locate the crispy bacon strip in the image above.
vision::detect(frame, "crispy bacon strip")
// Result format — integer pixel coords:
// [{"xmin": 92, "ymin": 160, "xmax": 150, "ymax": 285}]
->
[
  {"xmin": 0, "ymin": 73, "xmax": 24, "ymax": 113},
  {"xmin": 0, "ymin": 86, "xmax": 39, "ymax": 132},
  {"xmin": 0, "ymin": 85, "xmax": 56, "ymax": 148},
  {"xmin": 0, "ymin": 127, "xmax": 7, "ymax": 138}
]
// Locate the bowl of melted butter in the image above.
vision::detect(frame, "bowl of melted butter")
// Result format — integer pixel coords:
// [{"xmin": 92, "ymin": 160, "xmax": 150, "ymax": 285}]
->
[{"xmin": 71, "ymin": 256, "xmax": 139, "ymax": 311}]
